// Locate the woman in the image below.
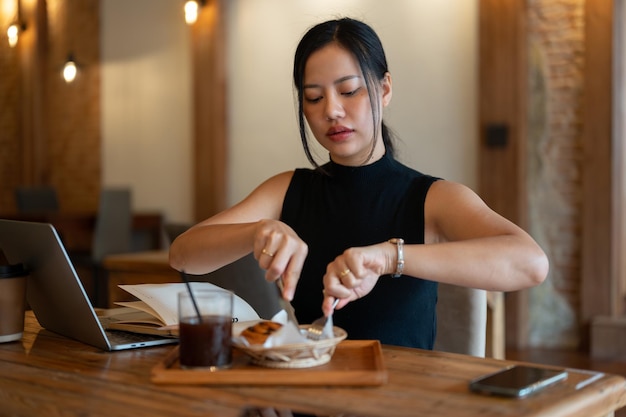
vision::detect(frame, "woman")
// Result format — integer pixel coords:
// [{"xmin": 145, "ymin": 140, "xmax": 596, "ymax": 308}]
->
[{"xmin": 170, "ymin": 18, "xmax": 548, "ymax": 349}]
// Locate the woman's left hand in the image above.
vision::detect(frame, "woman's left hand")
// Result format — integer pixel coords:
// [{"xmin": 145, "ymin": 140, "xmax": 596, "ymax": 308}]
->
[{"xmin": 321, "ymin": 243, "xmax": 393, "ymax": 316}]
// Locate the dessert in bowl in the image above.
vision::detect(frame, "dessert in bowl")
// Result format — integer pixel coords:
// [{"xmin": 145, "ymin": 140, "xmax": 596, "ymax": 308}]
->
[{"xmin": 232, "ymin": 320, "xmax": 347, "ymax": 368}]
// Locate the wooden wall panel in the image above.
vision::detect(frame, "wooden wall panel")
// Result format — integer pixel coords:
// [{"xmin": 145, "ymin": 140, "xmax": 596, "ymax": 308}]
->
[
  {"xmin": 478, "ymin": 0, "xmax": 528, "ymax": 348},
  {"xmin": 581, "ymin": 0, "xmax": 615, "ymax": 325},
  {"xmin": 615, "ymin": 0, "xmax": 626, "ymax": 315},
  {"xmin": 0, "ymin": 0, "xmax": 100, "ymax": 213},
  {"xmin": 190, "ymin": 0, "xmax": 227, "ymax": 222}
]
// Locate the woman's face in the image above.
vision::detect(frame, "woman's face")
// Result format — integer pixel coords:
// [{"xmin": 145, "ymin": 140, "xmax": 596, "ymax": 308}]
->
[{"xmin": 302, "ymin": 43, "xmax": 392, "ymax": 166}]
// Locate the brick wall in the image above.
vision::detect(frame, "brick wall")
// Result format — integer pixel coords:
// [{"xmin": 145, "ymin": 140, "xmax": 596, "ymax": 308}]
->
[
  {"xmin": 526, "ymin": 0, "xmax": 585, "ymax": 348},
  {"xmin": 0, "ymin": 0, "xmax": 100, "ymax": 213}
]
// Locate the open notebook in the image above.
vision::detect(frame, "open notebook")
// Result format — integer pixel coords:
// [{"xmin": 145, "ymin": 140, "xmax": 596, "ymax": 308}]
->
[{"xmin": 0, "ymin": 219, "xmax": 180, "ymax": 351}]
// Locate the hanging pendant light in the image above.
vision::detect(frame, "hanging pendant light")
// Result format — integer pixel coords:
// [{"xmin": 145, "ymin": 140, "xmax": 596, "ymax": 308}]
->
[
  {"xmin": 184, "ymin": 0, "xmax": 205, "ymax": 25},
  {"xmin": 62, "ymin": 54, "xmax": 78, "ymax": 83},
  {"xmin": 7, "ymin": 23, "xmax": 20, "ymax": 47},
  {"xmin": 7, "ymin": 0, "xmax": 26, "ymax": 48}
]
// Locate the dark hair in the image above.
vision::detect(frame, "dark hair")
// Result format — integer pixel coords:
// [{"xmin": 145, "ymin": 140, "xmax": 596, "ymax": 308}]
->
[{"xmin": 293, "ymin": 18, "xmax": 395, "ymax": 169}]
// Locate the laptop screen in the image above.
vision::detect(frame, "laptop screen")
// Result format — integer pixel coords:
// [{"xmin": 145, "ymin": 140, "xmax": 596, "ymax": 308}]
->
[{"xmin": 0, "ymin": 219, "xmax": 176, "ymax": 351}]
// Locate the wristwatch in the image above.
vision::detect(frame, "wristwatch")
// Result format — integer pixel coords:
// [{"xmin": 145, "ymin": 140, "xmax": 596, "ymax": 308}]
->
[{"xmin": 388, "ymin": 238, "xmax": 404, "ymax": 278}]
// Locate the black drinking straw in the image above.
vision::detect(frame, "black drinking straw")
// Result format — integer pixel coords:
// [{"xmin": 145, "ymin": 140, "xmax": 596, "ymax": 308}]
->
[{"xmin": 180, "ymin": 271, "xmax": 203, "ymax": 323}]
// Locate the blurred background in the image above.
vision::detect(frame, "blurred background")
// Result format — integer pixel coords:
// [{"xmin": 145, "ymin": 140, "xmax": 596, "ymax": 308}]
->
[{"xmin": 1, "ymin": 0, "xmax": 624, "ymax": 359}]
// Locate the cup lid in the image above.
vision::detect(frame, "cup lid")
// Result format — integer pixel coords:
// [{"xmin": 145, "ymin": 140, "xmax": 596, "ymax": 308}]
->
[{"xmin": 0, "ymin": 263, "xmax": 28, "ymax": 278}]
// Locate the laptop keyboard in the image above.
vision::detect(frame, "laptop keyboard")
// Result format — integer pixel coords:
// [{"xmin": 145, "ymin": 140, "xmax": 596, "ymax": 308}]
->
[
  {"xmin": 98, "ymin": 316, "xmax": 174, "ymax": 345},
  {"xmin": 105, "ymin": 328, "xmax": 168, "ymax": 345}
]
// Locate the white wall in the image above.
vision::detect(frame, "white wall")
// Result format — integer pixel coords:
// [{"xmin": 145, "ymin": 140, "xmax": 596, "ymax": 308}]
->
[
  {"xmin": 101, "ymin": 0, "xmax": 477, "ymax": 221},
  {"xmin": 101, "ymin": 0, "xmax": 193, "ymax": 223},
  {"xmin": 226, "ymin": 0, "xmax": 477, "ymax": 205}
]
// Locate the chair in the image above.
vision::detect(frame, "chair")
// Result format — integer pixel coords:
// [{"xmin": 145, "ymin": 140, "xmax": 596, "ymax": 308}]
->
[
  {"xmin": 192, "ymin": 254, "xmax": 282, "ymax": 320},
  {"xmin": 197, "ymin": 258, "xmax": 489, "ymax": 344},
  {"xmin": 433, "ymin": 283, "xmax": 487, "ymax": 357},
  {"xmin": 72, "ymin": 188, "xmax": 132, "ymax": 307},
  {"xmin": 91, "ymin": 188, "xmax": 132, "ymax": 263},
  {"xmin": 200, "ymin": 265, "xmax": 489, "ymax": 348},
  {"xmin": 14, "ymin": 186, "xmax": 59, "ymax": 213}
]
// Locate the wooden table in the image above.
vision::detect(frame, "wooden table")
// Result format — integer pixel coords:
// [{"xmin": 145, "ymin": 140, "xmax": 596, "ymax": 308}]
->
[{"xmin": 1, "ymin": 312, "xmax": 625, "ymax": 417}]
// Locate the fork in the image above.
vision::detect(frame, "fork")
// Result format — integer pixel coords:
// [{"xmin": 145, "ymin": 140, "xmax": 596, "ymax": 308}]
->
[
  {"xmin": 305, "ymin": 298, "xmax": 340, "ymax": 341},
  {"xmin": 275, "ymin": 278, "xmax": 299, "ymax": 325}
]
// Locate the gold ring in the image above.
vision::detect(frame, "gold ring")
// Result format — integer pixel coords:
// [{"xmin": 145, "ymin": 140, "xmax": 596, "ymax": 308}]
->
[
  {"xmin": 261, "ymin": 248, "xmax": 274, "ymax": 257},
  {"xmin": 339, "ymin": 268, "xmax": 351, "ymax": 277}
]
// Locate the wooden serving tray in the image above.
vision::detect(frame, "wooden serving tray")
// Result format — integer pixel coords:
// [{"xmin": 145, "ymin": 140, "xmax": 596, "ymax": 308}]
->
[{"xmin": 151, "ymin": 340, "xmax": 387, "ymax": 386}]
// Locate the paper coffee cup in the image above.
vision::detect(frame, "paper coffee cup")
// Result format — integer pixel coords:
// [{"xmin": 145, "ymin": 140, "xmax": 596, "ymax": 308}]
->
[{"xmin": 0, "ymin": 262, "xmax": 28, "ymax": 343}]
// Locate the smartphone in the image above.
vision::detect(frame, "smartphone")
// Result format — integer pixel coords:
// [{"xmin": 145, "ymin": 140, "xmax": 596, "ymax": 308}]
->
[{"xmin": 469, "ymin": 365, "xmax": 568, "ymax": 398}]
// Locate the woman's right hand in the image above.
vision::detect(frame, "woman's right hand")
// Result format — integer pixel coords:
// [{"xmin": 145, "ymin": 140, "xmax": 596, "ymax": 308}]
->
[{"xmin": 252, "ymin": 219, "xmax": 308, "ymax": 301}]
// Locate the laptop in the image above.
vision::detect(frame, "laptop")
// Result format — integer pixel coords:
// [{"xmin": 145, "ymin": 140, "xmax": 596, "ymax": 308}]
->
[{"xmin": 0, "ymin": 219, "xmax": 178, "ymax": 351}]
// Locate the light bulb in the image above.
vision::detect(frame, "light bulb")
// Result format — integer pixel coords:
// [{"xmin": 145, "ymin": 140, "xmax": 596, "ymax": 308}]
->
[
  {"xmin": 184, "ymin": 0, "xmax": 199, "ymax": 25},
  {"xmin": 7, "ymin": 23, "xmax": 19, "ymax": 48},
  {"xmin": 63, "ymin": 59, "xmax": 77, "ymax": 83}
]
